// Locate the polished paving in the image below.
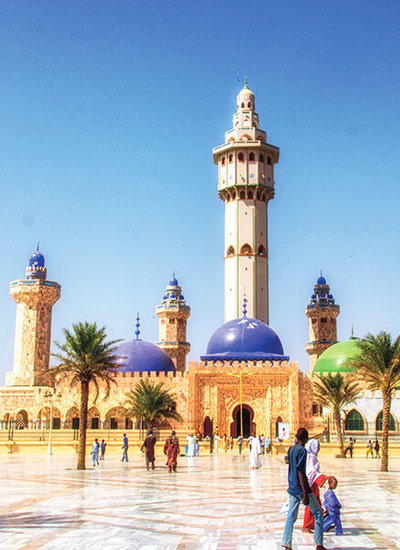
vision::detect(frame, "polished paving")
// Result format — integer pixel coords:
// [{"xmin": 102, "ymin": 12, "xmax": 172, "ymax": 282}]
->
[{"xmin": 0, "ymin": 451, "xmax": 399, "ymax": 549}]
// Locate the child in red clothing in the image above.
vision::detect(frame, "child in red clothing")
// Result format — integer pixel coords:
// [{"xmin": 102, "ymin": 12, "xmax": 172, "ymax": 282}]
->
[{"xmin": 303, "ymin": 439, "xmax": 327, "ymax": 532}]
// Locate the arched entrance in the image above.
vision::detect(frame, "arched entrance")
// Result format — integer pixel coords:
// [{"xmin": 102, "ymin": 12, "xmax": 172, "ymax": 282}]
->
[
  {"xmin": 204, "ymin": 416, "xmax": 213, "ymax": 437},
  {"xmin": 230, "ymin": 404, "xmax": 255, "ymax": 438}
]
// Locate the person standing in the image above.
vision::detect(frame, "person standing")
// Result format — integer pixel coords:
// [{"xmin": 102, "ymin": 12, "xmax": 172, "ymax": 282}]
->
[
  {"xmin": 164, "ymin": 430, "xmax": 180, "ymax": 473},
  {"xmin": 366, "ymin": 440, "xmax": 373, "ymax": 458},
  {"xmin": 374, "ymin": 439, "xmax": 380, "ymax": 458},
  {"xmin": 229, "ymin": 435, "xmax": 234, "ymax": 451},
  {"xmin": 237, "ymin": 434, "xmax": 243, "ymax": 454},
  {"xmin": 281, "ymin": 427, "xmax": 327, "ymax": 550},
  {"xmin": 91, "ymin": 438, "xmax": 100, "ymax": 467},
  {"xmin": 260, "ymin": 434, "xmax": 265, "ymax": 454},
  {"xmin": 214, "ymin": 432, "xmax": 220, "ymax": 453},
  {"xmin": 121, "ymin": 433, "xmax": 129, "ymax": 462},
  {"xmin": 100, "ymin": 439, "xmax": 107, "ymax": 460},
  {"xmin": 249, "ymin": 433, "xmax": 262, "ymax": 469},
  {"xmin": 141, "ymin": 429, "xmax": 157, "ymax": 470}
]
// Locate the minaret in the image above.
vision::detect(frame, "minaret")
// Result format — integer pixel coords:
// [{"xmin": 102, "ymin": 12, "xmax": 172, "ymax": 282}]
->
[
  {"xmin": 213, "ymin": 79, "xmax": 279, "ymax": 323},
  {"xmin": 6, "ymin": 247, "xmax": 61, "ymax": 386},
  {"xmin": 305, "ymin": 274, "xmax": 340, "ymax": 372},
  {"xmin": 156, "ymin": 275, "xmax": 190, "ymax": 372}
]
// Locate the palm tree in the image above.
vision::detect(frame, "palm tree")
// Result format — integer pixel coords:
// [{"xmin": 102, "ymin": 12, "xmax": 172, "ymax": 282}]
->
[
  {"xmin": 52, "ymin": 322, "xmax": 121, "ymax": 470},
  {"xmin": 347, "ymin": 332, "xmax": 400, "ymax": 472},
  {"xmin": 125, "ymin": 378, "xmax": 182, "ymax": 429},
  {"xmin": 313, "ymin": 373, "xmax": 360, "ymax": 457}
]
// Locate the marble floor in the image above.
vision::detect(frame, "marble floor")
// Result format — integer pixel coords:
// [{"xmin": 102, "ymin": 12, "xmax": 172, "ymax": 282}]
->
[{"xmin": 0, "ymin": 451, "xmax": 399, "ymax": 549}]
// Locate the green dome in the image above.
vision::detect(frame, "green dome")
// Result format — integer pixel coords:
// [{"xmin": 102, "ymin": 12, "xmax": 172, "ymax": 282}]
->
[{"xmin": 313, "ymin": 339, "xmax": 360, "ymax": 375}]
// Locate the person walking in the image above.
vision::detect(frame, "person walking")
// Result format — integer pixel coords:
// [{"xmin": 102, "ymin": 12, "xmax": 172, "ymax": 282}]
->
[
  {"xmin": 121, "ymin": 433, "xmax": 129, "ymax": 462},
  {"xmin": 249, "ymin": 433, "xmax": 262, "ymax": 469},
  {"xmin": 187, "ymin": 433, "xmax": 196, "ymax": 457},
  {"xmin": 141, "ymin": 429, "xmax": 157, "ymax": 470},
  {"xmin": 214, "ymin": 431, "xmax": 220, "ymax": 453},
  {"xmin": 238, "ymin": 434, "xmax": 243, "ymax": 454},
  {"xmin": 281, "ymin": 427, "xmax": 327, "ymax": 550},
  {"xmin": 302, "ymin": 439, "xmax": 327, "ymax": 533},
  {"xmin": 164, "ymin": 430, "xmax": 180, "ymax": 473},
  {"xmin": 344, "ymin": 437, "xmax": 354, "ymax": 458},
  {"xmin": 91, "ymin": 438, "xmax": 100, "ymax": 467},
  {"xmin": 260, "ymin": 434, "xmax": 265, "ymax": 454},
  {"xmin": 374, "ymin": 439, "xmax": 380, "ymax": 458},
  {"xmin": 366, "ymin": 440, "xmax": 373, "ymax": 458},
  {"xmin": 100, "ymin": 439, "xmax": 107, "ymax": 460}
]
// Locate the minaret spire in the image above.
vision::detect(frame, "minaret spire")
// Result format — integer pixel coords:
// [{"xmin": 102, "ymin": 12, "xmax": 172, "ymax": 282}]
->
[
  {"xmin": 135, "ymin": 313, "xmax": 141, "ymax": 340},
  {"xmin": 213, "ymin": 83, "xmax": 280, "ymax": 323}
]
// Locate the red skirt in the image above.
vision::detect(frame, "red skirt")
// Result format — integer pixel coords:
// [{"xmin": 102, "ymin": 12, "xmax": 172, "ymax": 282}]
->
[{"xmin": 303, "ymin": 474, "xmax": 327, "ymax": 530}]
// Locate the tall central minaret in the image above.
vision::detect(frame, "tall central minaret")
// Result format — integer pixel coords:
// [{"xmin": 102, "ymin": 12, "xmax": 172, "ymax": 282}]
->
[{"xmin": 213, "ymin": 80, "xmax": 279, "ymax": 323}]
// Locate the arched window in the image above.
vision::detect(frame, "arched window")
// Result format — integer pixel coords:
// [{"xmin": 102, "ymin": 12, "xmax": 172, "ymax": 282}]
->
[
  {"xmin": 247, "ymin": 102, "xmax": 251, "ymax": 108},
  {"xmin": 239, "ymin": 190, "xmax": 245, "ymax": 199},
  {"xmin": 249, "ymin": 152, "xmax": 255, "ymax": 161},
  {"xmin": 256, "ymin": 190, "xmax": 261, "ymax": 200},
  {"xmin": 231, "ymin": 191, "xmax": 236, "ymax": 200},
  {"xmin": 345, "ymin": 409, "xmax": 365, "ymax": 431},
  {"xmin": 221, "ymin": 157, "xmax": 225, "ymax": 166},
  {"xmin": 247, "ymin": 191, "xmax": 253, "ymax": 199},
  {"xmin": 258, "ymin": 245, "xmax": 266, "ymax": 257},
  {"xmin": 228, "ymin": 154, "xmax": 233, "ymax": 163},
  {"xmin": 376, "ymin": 411, "xmax": 396, "ymax": 431},
  {"xmin": 227, "ymin": 245, "xmax": 235, "ymax": 257},
  {"xmin": 267, "ymin": 156, "xmax": 272, "ymax": 165},
  {"xmin": 259, "ymin": 154, "xmax": 264, "ymax": 163},
  {"xmin": 241, "ymin": 102, "xmax": 244, "ymax": 108},
  {"xmin": 240, "ymin": 243, "xmax": 252, "ymax": 255},
  {"xmin": 238, "ymin": 152, "xmax": 244, "ymax": 162}
]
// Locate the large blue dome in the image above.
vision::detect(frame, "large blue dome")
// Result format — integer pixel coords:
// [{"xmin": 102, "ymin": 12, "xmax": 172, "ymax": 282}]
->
[
  {"xmin": 201, "ymin": 317, "xmax": 289, "ymax": 361},
  {"xmin": 29, "ymin": 250, "xmax": 45, "ymax": 268},
  {"xmin": 114, "ymin": 339, "xmax": 175, "ymax": 374}
]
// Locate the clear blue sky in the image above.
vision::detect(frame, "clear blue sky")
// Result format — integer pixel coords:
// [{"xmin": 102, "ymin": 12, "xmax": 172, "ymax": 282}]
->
[{"xmin": 1, "ymin": 1, "xmax": 400, "ymax": 381}]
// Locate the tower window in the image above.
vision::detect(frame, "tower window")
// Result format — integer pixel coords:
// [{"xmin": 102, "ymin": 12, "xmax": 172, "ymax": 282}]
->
[
  {"xmin": 258, "ymin": 245, "xmax": 266, "ymax": 256},
  {"xmin": 267, "ymin": 156, "xmax": 272, "ymax": 165},
  {"xmin": 228, "ymin": 154, "xmax": 233, "ymax": 163},
  {"xmin": 231, "ymin": 191, "xmax": 236, "ymax": 200},
  {"xmin": 238, "ymin": 152, "xmax": 244, "ymax": 162},
  {"xmin": 259, "ymin": 154, "xmax": 264, "ymax": 163},
  {"xmin": 221, "ymin": 157, "xmax": 225, "ymax": 166},
  {"xmin": 321, "ymin": 318, "xmax": 327, "ymax": 323},
  {"xmin": 247, "ymin": 191, "xmax": 253, "ymax": 199},
  {"xmin": 249, "ymin": 152, "xmax": 255, "ymax": 161},
  {"xmin": 169, "ymin": 319, "xmax": 175, "ymax": 324},
  {"xmin": 240, "ymin": 243, "xmax": 253, "ymax": 255},
  {"xmin": 227, "ymin": 245, "xmax": 235, "ymax": 257},
  {"xmin": 256, "ymin": 190, "xmax": 261, "ymax": 200},
  {"xmin": 247, "ymin": 102, "xmax": 251, "ymax": 108},
  {"xmin": 241, "ymin": 102, "xmax": 244, "ymax": 108},
  {"xmin": 239, "ymin": 190, "xmax": 245, "ymax": 199}
]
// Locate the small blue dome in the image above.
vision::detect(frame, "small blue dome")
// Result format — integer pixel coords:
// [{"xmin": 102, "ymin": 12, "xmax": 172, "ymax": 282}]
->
[
  {"xmin": 163, "ymin": 295, "xmax": 167, "ymax": 300},
  {"xmin": 320, "ymin": 292, "xmax": 326, "ymax": 298},
  {"xmin": 311, "ymin": 294, "xmax": 316, "ymax": 300},
  {"xmin": 328, "ymin": 294, "xmax": 334, "ymax": 300},
  {"xmin": 317, "ymin": 276, "xmax": 326, "ymax": 285},
  {"xmin": 180, "ymin": 295, "xmax": 185, "ymax": 300},
  {"xmin": 201, "ymin": 317, "xmax": 289, "ymax": 361},
  {"xmin": 170, "ymin": 277, "xmax": 179, "ymax": 286},
  {"xmin": 29, "ymin": 250, "xmax": 45, "ymax": 268},
  {"xmin": 170, "ymin": 292, "xmax": 176, "ymax": 299},
  {"xmin": 114, "ymin": 339, "xmax": 175, "ymax": 374}
]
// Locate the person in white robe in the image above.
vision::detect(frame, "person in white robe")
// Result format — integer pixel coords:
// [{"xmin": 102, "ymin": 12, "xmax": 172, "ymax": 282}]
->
[
  {"xmin": 187, "ymin": 434, "xmax": 196, "ymax": 457},
  {"xmin": 249, "ymin": 434, "xmax": 262, "ymax": 469}
]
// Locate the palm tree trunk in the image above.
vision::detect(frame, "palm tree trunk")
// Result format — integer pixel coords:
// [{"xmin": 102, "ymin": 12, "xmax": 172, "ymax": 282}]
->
[
  {"xmin": 77, "ymin": 379, "xmax": 89, "ymax": 470},
  {"xmin": 333, "ymin": 410, "xmax": 344, "ymax": 457},
  {"xmin": 381, "ymin": 392, "xmax": 391, "ymax": 472}
]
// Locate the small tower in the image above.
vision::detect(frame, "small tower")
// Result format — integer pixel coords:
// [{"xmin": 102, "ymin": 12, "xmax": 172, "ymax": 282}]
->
[
  {"xmin": 156, "ymin": 276, "xmax": 190, "ymax": 372},
  {"xmin": 6, "ymin": 247, "xmax": 61, "ymax": 386},
  {"xmin": 213, "ymin": 79, "xmax": 279, "ymax": 323},
  {"xmin": 305, "ymin": 274, "xmax": 340, "ymax": 372}
]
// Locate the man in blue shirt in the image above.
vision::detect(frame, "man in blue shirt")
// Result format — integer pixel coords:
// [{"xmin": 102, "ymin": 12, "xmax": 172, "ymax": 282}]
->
[
  {"xmin": 121, "ymin": 433, "xmax": 129, "ymax": 462},
  {"xmin": 282, "ymin": 427, "xmax": 327, "ymax": 550}
]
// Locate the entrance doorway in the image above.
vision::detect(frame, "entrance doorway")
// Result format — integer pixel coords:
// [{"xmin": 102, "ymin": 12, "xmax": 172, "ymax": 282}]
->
[
  {"xmin": 203, "ymin": 416, "xmax": 213, "ymax": 437},
  {"xmin": 230, "ymin": 404, "xmax": 255, "ymax": 438}
]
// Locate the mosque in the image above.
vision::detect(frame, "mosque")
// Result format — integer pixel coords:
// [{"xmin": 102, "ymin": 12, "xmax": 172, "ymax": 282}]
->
[{"xmin": 0, "ymin": 82, "xmax": 398, "ymax": 442}]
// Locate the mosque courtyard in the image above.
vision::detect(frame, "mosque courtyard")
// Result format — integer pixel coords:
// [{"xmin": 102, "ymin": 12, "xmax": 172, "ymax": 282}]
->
[{"xmin": 0, "ymin": 452, "xmax": 399, "ymax": 550}]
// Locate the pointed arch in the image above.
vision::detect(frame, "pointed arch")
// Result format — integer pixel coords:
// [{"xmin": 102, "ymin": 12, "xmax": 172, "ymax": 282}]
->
[
  {"xmin": 249, "ymin": 152, "xmax": 255, "ymax": 161},
  {"xmin": 257, "ymin": 245, "xmax": 266, "ymax": 257},
  {"xmin": 226, "ymin": 245, "xmax": 235, "ymax": 257},
  {"xmin": 241, "ymin": 134, "xmax": 252, "ymax": 141},
  {"xmin": 345, "ymin": 409, "xmax": 366, "ymax": 432},
  {"xmin": 238, "ymin": 152, "xmax": 244, "ymax": 162},
  {"xmin": 15, "ymin": 410, "xmax": 28, "ymax": 429},
  {"xmin": 375, "ymin": 410, "xmax": 397, "ymax": 432},
  {"xmin": 240, "ymin": 243, "xmax": 253, "ymax": 255}
]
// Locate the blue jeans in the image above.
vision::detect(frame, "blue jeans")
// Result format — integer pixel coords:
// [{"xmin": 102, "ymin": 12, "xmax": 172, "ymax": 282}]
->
[
  {"xmin": 122, "ymin": 447, "xmax": 128, "ymax": 461},
  {"xmin": 282, "ymin": 492, "xmax": 323, "ymax": 548}
]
